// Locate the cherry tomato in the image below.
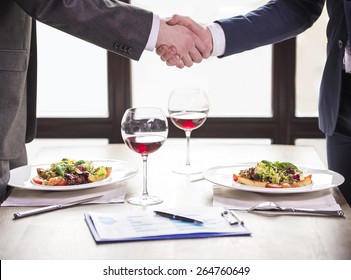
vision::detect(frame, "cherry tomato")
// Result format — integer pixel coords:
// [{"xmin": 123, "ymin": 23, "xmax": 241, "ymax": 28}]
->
[
  {"xmin": 106, "ymin": 167, "xmax": 112, "ymax": 178},
  {"xmin": 233, "ymin": 174, "xmax": 239, "ymax": 182},
  {"xmin": 32, "ymin": 176, "xmax": 44, "ymax": 185}
]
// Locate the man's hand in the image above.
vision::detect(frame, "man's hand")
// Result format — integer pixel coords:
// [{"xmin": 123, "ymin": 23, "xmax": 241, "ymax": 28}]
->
[
  {"xmin": 168, "ymin": 14, "xmax": 213, "ymax": 59},
  {"xmin": 157, "ymin": 18, "xmax": 207, "ymax": 68},
  {"xmin": 156, "ymin": 15, "xmax": 213, "ymax": 68}
]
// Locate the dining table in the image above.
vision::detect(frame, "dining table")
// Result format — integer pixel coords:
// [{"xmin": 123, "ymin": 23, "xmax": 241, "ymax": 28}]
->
[{"xmin": 0, "ymin": 139, "xmax": 350, "ymax": 260}]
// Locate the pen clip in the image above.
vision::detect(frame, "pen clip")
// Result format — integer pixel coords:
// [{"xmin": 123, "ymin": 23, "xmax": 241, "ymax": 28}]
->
[
  {"xmin": 221, "ymin": 210, "xmax": 244, "ymax": 225},
  {"xmin": 221, "ymin": 210, "xmax": 237, "ymax": 225}
]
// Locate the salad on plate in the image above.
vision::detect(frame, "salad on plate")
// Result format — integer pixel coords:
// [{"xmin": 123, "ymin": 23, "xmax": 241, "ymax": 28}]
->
[
  {"xmin": 32, "ymin": 158, "xmax": 112, "ymax": 186},
  {"xmin": 233, "ymin": 160, "xmax": 312, "ymax": 188}
]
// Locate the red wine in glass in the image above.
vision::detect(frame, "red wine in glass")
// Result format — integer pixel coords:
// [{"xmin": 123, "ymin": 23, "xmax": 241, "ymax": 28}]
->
[
  {"xmin": 170, "ymin": 112, "xmax": 207, "ymax": 131},
  {"xmin": 125, "ymin": 135, "xmax": 166, "ymax": 155},
  {"xmin": 168, "ymin": 89, "xmax": 209, "ymax": 174},
  {"xmin": 121, "ymin": 107, "xmax": 168, "ymax": 206}
]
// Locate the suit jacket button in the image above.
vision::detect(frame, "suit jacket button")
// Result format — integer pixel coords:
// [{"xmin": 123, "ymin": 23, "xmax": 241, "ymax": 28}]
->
[
  {"xmin": 113, "ymin": 42, "xmax": 120, "ymax": 50},
  {"xmin": 338, "ymin": 40, "xmax": 344, "ymax": 49}
]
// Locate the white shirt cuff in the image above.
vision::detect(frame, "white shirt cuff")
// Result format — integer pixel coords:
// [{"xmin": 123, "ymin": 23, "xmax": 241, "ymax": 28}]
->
[
  {"xmin": 145, "ymin": 14, "xmax": 160, "ymax": 51},
  {"xmin": 207, "ymin": 22, "xmax": 226, "ymax": 57},
  {"xmin": 345, "ymin": 41, "xmax": 351, "ymax": 73}
]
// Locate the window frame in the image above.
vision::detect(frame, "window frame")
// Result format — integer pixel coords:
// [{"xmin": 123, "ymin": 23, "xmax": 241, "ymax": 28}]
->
[{"xmin": 36, "ymin": 37, "xmax": 324, "ymax": 144}]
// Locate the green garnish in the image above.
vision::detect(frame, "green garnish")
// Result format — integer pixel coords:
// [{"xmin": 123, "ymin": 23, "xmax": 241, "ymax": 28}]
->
[{"xmin": 261, "ymin": 160, "xmax": 299, "ymax": 171}]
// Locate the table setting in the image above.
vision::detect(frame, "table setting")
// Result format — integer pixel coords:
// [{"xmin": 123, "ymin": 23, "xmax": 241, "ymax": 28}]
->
[
  {"xmin": 1, "ymin": 89, "xmax": 350, "ymax": 260},
  {"xmin": 213, "ymin": 187, "xmax": 344, "ymax": 216},
  {"xmin": 205, "ymin": 162, "xmax": 345, "ymax": 217},
  {"xmin": 1, "ymin": 158, "xmax": 137, "ymax": 208},
  {"xmin": 2, "ymin": 183, "xmax": 128, "ymax": 207}
]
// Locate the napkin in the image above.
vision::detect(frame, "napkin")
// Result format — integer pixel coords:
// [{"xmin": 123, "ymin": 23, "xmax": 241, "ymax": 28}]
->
[
  {"xmin": 213, "ymin": 186, "xmax": 342, "ymax": 211},
  {"xmin": 1, "ymin": 182, "xmax": 127, "ymax": 207}
]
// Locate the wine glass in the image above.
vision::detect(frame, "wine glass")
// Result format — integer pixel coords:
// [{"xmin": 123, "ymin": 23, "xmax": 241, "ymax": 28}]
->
[
  {"xmin": 168, "ymin": 88, "xmax": 209, "ymax": 174},
  {"xmin": 121, "ymin": 107, "xmax": 168, "ymax": 206}
]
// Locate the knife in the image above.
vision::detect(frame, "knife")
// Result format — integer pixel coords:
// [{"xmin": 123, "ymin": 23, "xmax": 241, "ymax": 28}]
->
[
  {"xmin": 13, "ymin": 195, "xmax": 103, "ymax": 219},
  {"xmin": 249, "ymin": 207, "xmax": 345, "ymax": 217},
  {"xmin": 246, "ymin": 201, "xmax": 345, "ymax": 217}
]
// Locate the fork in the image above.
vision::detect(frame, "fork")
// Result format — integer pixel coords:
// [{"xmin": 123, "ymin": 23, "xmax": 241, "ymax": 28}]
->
[{"xmin": 248, "ymin": 201, "xmax": 344, "ymax": 217}]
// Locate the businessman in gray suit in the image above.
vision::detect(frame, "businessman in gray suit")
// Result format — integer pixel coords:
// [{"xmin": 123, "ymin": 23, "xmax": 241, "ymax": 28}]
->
[
  {"xmin": 0, "ymin": 0, "xmax": 210, "ymax": 202},
  {"xmin": 159, "ymin": 0, "xmax": 351, "ymax": 206}
]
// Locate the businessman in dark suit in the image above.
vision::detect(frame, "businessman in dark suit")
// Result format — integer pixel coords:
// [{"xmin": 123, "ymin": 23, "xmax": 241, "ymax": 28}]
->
[
  {"xmin": 0, "ymin": 0, "xmax": 210, "ymax": 202},
  {"xmin": 159, "ymin": 0, "xmax": 351, "ymax": 206}
]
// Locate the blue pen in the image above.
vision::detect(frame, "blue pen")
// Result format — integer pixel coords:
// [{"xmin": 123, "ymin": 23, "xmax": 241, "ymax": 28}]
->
[{"xmin": 154, "ymin": 210, "xmax": 204, "ymax": 224}]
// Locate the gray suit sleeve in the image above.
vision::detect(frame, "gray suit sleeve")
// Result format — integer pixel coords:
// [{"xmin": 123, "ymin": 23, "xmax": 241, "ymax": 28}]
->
[
  {"xmin": 216, "ymin": 0, "xmax": 324, "ymax": 57},
  {"xmin": 15, "ymin": 0, "xmax": 153, "ymax": 60}
]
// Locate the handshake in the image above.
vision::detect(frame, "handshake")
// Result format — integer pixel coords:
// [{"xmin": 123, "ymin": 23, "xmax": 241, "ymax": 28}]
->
[{"xmin": 156, "ymin": 15, "xmax": 213, "ymax": 69}]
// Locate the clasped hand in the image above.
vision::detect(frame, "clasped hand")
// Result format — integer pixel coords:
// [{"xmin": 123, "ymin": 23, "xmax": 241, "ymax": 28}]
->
[{"xmin": 156, "ymin": 15, "xmax": 213, "ymax": 68}]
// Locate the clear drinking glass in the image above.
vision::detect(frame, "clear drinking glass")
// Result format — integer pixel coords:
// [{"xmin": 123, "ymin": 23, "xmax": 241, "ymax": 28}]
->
[
  {"xmin": 168, "ymin": 88, "xmax": 209, "ymax": 174},
  {"xmin": 121, "ymin": 107, "xmax": 168, "ymax": 205}
]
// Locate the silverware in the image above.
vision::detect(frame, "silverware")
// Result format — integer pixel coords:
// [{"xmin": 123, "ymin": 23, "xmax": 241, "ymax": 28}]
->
[
  {"xmin": 248, "ymin": 201, "xmax": 344, "ymax": 217},
  {"xmin": 13, "ymin": 195, "xmax": 103, "ymax": 219}
]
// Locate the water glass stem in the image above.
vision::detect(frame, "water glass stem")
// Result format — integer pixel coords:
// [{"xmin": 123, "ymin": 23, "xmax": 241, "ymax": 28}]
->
[
  {"xmin": 141, "ymin": 154, "xmax": 149, "ymax": 199},
  {"xmin": 185, "ymin": 130, "xmax": 192, "ymax": 167}
]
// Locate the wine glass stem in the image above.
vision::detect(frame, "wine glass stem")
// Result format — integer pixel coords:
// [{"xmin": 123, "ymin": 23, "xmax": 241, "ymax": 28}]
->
[
  {"xmin": 185, "ymin": 130, "xmax": 192, "ymax": 167},
  {"xmin": 142, "ymin": 154, "xmax": 149, "ymax": 199}
]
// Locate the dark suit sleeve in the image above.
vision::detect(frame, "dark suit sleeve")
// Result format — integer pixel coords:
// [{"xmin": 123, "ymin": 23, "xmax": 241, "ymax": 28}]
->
[
  {"xmin": 216, "ymin": 0, "xmax": 325, "ymax": 57},
  {"xmin": 15, "ymin": 0, "xmax": 153, "ymax": 60}
]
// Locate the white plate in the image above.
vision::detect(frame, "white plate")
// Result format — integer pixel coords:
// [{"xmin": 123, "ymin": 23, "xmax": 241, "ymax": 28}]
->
[
  {"xmin": 202, "ymin": 162, "xmax": 345, "ymax": 194},
  {"xmin": 8, "ymin": 159, "xmax": 138, "ymax": 191}
]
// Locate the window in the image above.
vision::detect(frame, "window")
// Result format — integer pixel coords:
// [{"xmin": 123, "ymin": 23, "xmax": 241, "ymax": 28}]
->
[
  {"xmin": 131, "ymin": 0, "xmax": 272, "ymax": 118},
  {"xmin": 35, "ymin": 22, "xmax": 122, "ymax": 141},
  {"xmin": 36, "ymin": 1, "xmax": 326, "ymax": 144},
  {"xmin": 295, "ymin": 8, "xmax": 328, "ymax": 117},
  {"xmin": 36, "ymin": 22, "xmax": 108, "ymax": 118}
]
